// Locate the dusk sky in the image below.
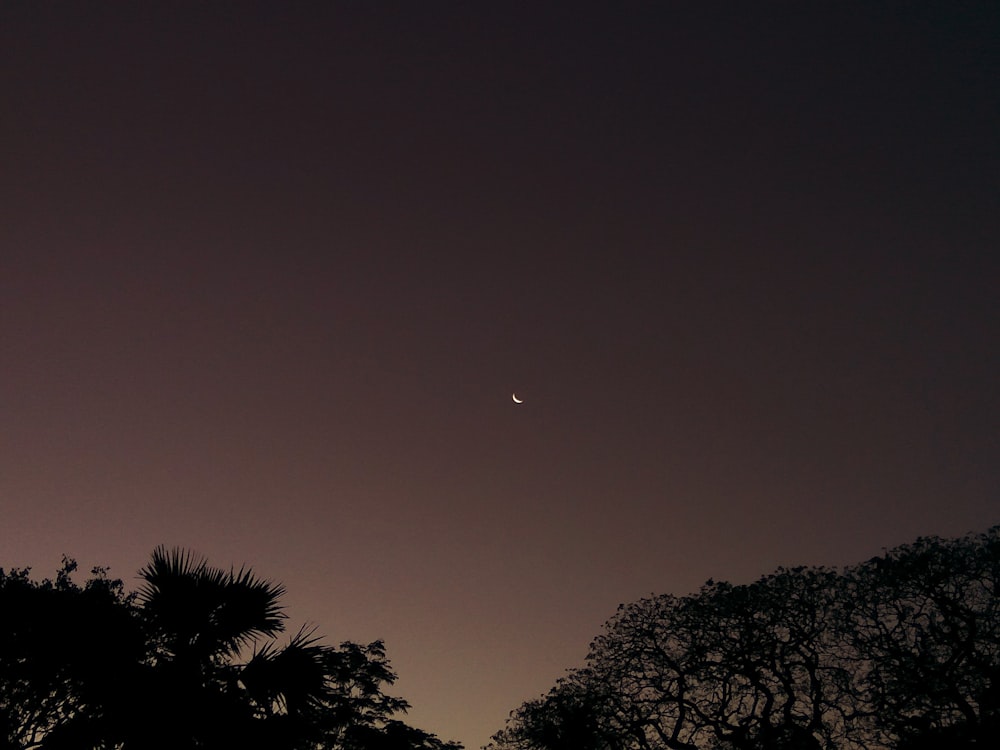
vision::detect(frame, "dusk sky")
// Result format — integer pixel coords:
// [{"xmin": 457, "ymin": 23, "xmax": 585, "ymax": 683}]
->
[{"xmin": 2, "ymin": 3, "xmax": 998, "ymax": 748}]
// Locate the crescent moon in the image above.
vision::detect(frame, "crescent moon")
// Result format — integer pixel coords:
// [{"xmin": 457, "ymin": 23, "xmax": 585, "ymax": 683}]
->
[{"xmin": 512, "ymin": 393, "xmax": 523, "ymax": 404}]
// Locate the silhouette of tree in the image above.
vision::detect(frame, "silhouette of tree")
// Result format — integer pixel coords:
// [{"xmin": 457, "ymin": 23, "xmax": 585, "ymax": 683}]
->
[
  {"xmin": 844, "ymin": 530, "xmax": 1000, "ymax": 749},
  {"xmin": 0, "ymin": 558, "xmax": 144, "ymax": 749},
  {"xmin": 552, "ymin": 573, "xmax": 842, "ymax": 750},
  {"xmin": 489, "ymin": 671, "xmax": 619, "ymax": 750},
  {"xmin": 0, "ymin": 547, "xmax": 461, "ymax": 750},
  {"xmin": 489, "ymin": 527, "xmax": 1000, "ymax": 750},
  {"xmin": 676, "ymin": 569, "xmax": 850, "ymax": 749}
]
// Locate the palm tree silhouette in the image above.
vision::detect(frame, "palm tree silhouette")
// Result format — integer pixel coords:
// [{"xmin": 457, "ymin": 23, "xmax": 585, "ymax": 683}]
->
[
  {"xmin": 138, "ymin": 546, "xmax": 287, "ymax": 663},
  {"xmin": 131, "ymin": 546, "xmax": 332, "ymax": 749}
]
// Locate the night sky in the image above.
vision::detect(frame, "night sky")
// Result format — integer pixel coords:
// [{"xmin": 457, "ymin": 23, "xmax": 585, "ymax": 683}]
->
[{"xmin": 2, "ymin": 3, "xmax": 998, "ymax": 748}]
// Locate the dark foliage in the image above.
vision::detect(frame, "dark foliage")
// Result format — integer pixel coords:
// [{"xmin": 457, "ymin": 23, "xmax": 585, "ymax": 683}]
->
[
  {"xmin": 0, "ymin": 547, "xmax": 461, "ymax": 750},
  {"xmin": 490, "ymin": 527, "xmax": 1000, "ymax": 750}
]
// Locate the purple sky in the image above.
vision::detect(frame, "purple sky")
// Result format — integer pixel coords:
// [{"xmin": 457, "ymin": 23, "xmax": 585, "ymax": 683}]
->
[{"xmin": 2, "ymin": 4, "xmax": 998, "ymax": 748}]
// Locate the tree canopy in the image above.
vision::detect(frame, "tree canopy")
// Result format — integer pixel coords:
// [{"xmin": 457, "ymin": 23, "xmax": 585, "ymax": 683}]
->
[
  {"xmin": 489, "ymin": 526, "xmax": 1000, "ymax": 750},
  {"xmin": 0, "ymin": 546, "xmax": 462, "ymax": 750}
]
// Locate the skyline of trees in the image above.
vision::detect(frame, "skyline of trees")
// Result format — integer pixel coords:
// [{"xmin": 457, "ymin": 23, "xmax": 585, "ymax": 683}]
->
[
  {"xmin": 489, "ymin": 526, "xmax": 1000, "ymax": 750},
  {"xmin": 0, "ymin": 546, "xmax": 461, "ymax": 750},
  {"xmin": 2, "ymin": 526, "xmax": 997, "ymax": 749}
]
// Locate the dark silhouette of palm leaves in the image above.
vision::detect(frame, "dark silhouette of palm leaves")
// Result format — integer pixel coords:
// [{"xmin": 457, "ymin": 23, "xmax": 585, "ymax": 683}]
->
[
  {"xmin": 137, "ymin": 546, "xmax": 286, "ymax": 663},
  {"xmin": 241, "ymin": 626, "xmax": 331, "ymax": 718}
]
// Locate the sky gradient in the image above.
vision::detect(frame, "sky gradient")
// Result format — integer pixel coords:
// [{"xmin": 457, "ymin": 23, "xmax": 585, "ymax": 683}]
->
[{"xmin": 2, "ymin": 4, "xmax": 998, "ymax": 748}]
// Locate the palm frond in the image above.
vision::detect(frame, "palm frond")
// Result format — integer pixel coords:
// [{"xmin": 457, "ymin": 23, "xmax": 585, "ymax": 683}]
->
[
  {"xmin": 240, "ymin": 626, "xmax": 332, "ymax": 719},
  {"xmin": 136, "ymin": 547, "xmax": 287, "ymax": 660}
]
